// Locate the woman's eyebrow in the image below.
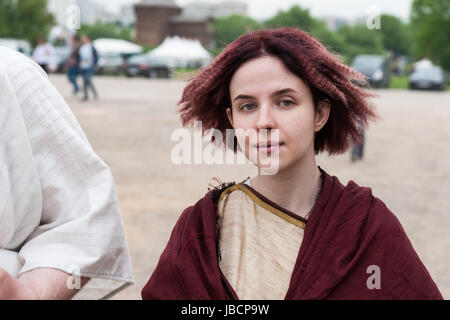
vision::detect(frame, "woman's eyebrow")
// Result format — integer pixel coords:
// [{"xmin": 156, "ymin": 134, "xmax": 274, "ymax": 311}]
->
[
  {"xmin": 233, "ymin": 94, "xmax": 255, "ymax": 102},
  {"xmin": 271, "ymin": 88, "xmax": 298, "ymax": 97},
  {"xmin": 233, "ymin": 88, "xmax": 298, "ymax": 102}
]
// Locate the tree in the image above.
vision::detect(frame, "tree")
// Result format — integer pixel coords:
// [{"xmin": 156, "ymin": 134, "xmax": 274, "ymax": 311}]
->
[
  {"xmin": 210, "ymin": 4, "xmax": 410, "ymax": 66},
  {"xmin": 263, "ymin": 5, "xmax": 345, "ymax": 56},
  {"xmin": 310, "ymin": 21, "xmax": 346, "ymax": 55},
  {"xmin": 377, "ymin": 14, "xmax": 411, "ymax": 57},
  {"xmin": 0, "ymin": 0, "xmax": 54, "ymax": 46},
  {"xmin": 213, "ymin": 14, "xmax": 263, "ymax": 47},
  {"xmin": 264, "ymin": 5, "xmax": 315, "ymax": 31},
  {"xmin": 410, "ymin": 0, "xmax": 450, "ymax": 70},
  {"xmin": 79, "ymin": 22, "xmax": 133, "ymax": 42},
  {"xmin": 336, "ymin": 23, "xmax": 384, "ymax": 63}
]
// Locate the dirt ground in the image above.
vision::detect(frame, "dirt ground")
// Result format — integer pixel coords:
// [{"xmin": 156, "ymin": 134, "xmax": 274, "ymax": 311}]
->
[{"xmin": 49, "ymin": 74, "xmax": 450, "ymax": 300}]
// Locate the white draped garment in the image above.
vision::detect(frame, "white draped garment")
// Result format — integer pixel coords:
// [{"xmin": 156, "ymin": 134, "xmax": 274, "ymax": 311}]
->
[{"xmin": 0, "ymin": 47, "xmax": 134, "ymax": 299}]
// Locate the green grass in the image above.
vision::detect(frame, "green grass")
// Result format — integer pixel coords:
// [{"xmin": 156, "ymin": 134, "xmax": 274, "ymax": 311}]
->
[
  {"xmin": 173, "ymin": 68, "xmax": 200, "ymax": 81},
  {"xmin": 390, "ymin": 76, "xmax": 409, "ymax": 89}
]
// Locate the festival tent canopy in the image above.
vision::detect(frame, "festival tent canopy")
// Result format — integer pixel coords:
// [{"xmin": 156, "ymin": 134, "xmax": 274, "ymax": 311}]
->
[
  {"xmin": 93, "ymin": 38, "xmax": 143, "ymax": 55},
  {"xmin": 147, "ymin": 36, "xmax": 212, "ymax": 68},
  {"xmin": 413, "ymin": 58, "xmax": 434, "ymax": 70}
]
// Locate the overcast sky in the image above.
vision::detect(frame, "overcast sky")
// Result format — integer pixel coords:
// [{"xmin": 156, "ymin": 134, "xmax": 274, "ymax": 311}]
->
[{"xmin": 100, "ymin": 0, "xmax": 413, "ymax": 21}]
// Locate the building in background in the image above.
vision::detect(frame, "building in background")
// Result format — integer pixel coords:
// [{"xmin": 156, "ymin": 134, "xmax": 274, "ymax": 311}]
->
[
  {"xmin": 120, "ymin": 4, "xmax": 136, "ymax": 26},
  {"xmin": 49, "ymin": 0, "xmax": 248, "ymax": 48},
  {"xmin": 78, "ymin": 0, "xmax": 117, "ymax": 24},
  {"xmin": 168, "ymin": 14, "xmax": 215, "ymax": 48},
  {"xmin": 48, "ymin": 0, "xmax": 77, "ymax": 26},
  {"xmin": 48, "ymin": 0, "xmax": 117, "ymax": 26},
  {"xmin": 183, "ymin": 1, "xmax": 247, "ymax": 18},
  {"xmin": 134, "ymin": 0, "xmax": 183, "ymax": 46},
  {"xmin": 319, "ymin": 16, "xmax": 348, "ymax": 31},
  {"xmin": 134, "ymin": 0, "xmax": 247, "ymax": 48}
]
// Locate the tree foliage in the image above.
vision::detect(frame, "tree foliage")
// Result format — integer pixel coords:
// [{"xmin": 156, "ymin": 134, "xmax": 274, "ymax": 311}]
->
[
  {"xmin": 336, "ymin": 24, "xmax": 384, "ymax": 63},
  {"xmin": 0, "ymin": 0, "xmax": 54, "ymax": 46},
  {"xmin": 213, "ymin": 14, "xmax": 263, "ymax": 47},
  {"xmin": 310, "ymin": 20, "xmax": 346, "ymax": 55},
  {"xmin": 79, "ymin": 22, "xmax": 133, "ymax": 42},
  {"xmin": 265, "ymin": 6, "xmax": 346, "ymax": 56},
  {"xmin": 377, "ymin": 14, "xmax": 411, "ymax": 57},
  {"xmin": 410, "ymin": 0, "xmax": 450, "ymax": 70},
  {"xmin": 212, "ymin": 6, "xmax": 346, "ymax": 58},
  {"xmin": 264, "ymin": 5, "xmax": 315, "ymax": 31},
  {"xmin": 208, "ymin": 2, "xmax": 450, "ymax": 71}
]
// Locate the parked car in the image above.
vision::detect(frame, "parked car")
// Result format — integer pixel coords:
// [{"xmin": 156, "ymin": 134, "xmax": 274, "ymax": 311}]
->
[
  {"xmin": 408, "ymin": 66, "xmax": 446, "ymax": 91},
  {"xmin": 125, "ymin": 54, "xmax": 172, "ymax": 78},
  {"xmin": 0, "ymin": 38, "xmax": 31, "ymax": 57},
  {"xmin": 351, "ymin": 54, "xmax": 391, "ymax": 88},
  {"xmin": 96, "ymin": 53, "xmax": 124, "ymax": 75}
]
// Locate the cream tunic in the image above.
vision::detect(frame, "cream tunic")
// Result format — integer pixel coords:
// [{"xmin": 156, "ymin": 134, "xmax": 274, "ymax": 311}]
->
[
  {"xmin": 217, "ymin": 182, "xmax": 305, "ymax": 300},
  {"xmin": 0, "ymin": 47, "xmax": 133, "ymax": 299}
]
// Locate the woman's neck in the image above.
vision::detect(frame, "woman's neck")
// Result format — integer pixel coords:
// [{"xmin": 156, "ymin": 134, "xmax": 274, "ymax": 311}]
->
[{"xmin": 251, "ymin": 154, "xmax": 322, "ymax": 219}]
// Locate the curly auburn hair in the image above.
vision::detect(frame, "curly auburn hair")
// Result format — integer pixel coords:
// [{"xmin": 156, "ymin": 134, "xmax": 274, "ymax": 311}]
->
[{"xmin": 178, "ymin": 27, "xmax": 376, "ymax": 155}]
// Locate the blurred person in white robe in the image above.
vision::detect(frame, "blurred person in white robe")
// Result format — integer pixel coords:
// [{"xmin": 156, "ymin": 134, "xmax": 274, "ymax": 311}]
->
[
  {"xmin": 0, "ymin": 47, "xmax": 134, "ymax": 299},
  {"xmin": 32, "ymin": 37, "xmax": 56, "ymax": 74}
]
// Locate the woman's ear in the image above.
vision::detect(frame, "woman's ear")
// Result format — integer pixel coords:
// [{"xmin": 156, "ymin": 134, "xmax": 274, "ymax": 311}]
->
[
  {"xmin": 314, "ymin": 100, "xmax": 331, "ymax": 132},
  {"xmin": 226, "ymin": 107, "xmax": 234, "ymax": 127}
]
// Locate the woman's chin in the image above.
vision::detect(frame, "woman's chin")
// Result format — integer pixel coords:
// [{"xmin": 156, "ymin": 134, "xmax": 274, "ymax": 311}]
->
[
  {"xmin": 255, "ymin": 155, "xmax": 309, "ymax": 176},
  {"xmin": 254, "ymin": 158, "xmax": 284, "ymax": 176}
]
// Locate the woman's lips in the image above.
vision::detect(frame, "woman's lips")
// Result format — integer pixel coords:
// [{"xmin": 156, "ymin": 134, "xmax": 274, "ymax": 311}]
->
[{"xmin": 254, "ymin": 142, "xmax": 284, "ymax": 152}]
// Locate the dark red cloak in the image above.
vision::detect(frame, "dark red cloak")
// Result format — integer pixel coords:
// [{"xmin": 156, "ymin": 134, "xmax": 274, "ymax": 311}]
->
[{"xmin": 142, "ymin": 170, "xmax": 443, "ymax": 300}]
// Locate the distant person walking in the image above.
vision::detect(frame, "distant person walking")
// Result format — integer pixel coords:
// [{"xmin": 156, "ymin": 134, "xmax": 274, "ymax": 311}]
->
[
  {"xmin": 67, "ymin": 35, "xmax": 81, "ymax": 97},
  {"xmin": 351, "ymin": 121, "xmax": 365, "ymax": 162},
  {"xmin": 79, "ymin": 35, "xmax": 98, "ymax": 101},
  {"xmin": 32, "ymin": 37, "xmax": 55, "ymax": 74}
]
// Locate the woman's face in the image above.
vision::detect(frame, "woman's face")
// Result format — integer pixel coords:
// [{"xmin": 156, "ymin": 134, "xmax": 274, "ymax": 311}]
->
[{"xmin": 227, "ymin": 55, "xmax": 330, "ymax": 174}]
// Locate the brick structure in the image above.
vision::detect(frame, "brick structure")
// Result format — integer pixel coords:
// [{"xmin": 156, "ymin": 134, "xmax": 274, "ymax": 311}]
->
[
  {"xmin": 134, "ymin": 1, "xmax": 182, "ymax": 46},
  {"xmin": 168, "ymin": 16, "xmax": 215, "ymax": 48},
  {"xmin": 134, "ymin": 0, "xmax": 214, "ymax": 48}
]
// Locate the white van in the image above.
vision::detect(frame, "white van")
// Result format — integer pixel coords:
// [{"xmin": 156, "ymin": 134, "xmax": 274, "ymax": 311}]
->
[{"xmin": 0, "ymin": 38, "xmax": 32, "ymax": 57}]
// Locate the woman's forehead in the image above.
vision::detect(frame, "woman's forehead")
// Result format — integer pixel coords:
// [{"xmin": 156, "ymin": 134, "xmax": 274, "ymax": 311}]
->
[{"xmin": 229, "ymin": 56, "xmax": 308, "ymax": 99}]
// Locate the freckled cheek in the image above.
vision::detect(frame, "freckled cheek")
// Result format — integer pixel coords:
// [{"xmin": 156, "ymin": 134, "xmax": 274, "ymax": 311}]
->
[
  {"xmin": 232, "ymin": 117, "xmax": 256, "ymax": 153},
  {"xmin": 232, "ymin": 117, "xmax": 253, "ymax": 130},
  {"xmin": 280, "ymin": 116, "xmax": 316, "ymax": 149},
  {"xmin": 231, "ymin": 117, "xmax": 260, "ymax": 146}
]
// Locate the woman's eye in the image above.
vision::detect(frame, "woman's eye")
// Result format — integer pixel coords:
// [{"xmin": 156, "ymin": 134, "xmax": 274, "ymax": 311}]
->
[
  {"xmin": 241, "ymin": 103, "xmax": 256, "ymax": 111},
  {"xmin": 279, "ymin": 100, "xmax": 294, "ymax": 107}
]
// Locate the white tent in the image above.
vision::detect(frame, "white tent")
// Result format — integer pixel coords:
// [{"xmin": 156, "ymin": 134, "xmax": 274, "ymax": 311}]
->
[
  {"xmin": 147, "ymin": 36, "xmax": 212, "ymax": 68},
  {"xmin": 413, "ymin": 58, "xmax": 434, "ymax": 70},
  {"xmin": 93, "ymin": 38, "xmax": 143, "ymax": 55}
]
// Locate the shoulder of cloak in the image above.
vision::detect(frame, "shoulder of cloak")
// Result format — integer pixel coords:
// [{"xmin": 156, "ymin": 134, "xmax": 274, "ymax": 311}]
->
[
  {"xmin": 314, "ymin": 174, "xmax": 424, "ymax": 268},
  {"xmin": 312, "ymin": 172, "xmax": 406, "ymax": 246},
  {"xmin": 141, "ymin": 183, "xmax": 235, "ymax": 300},
  {"xmin": 293, "ymin": 172, "xmax": 443, "ymax": 299},
  {"xmin": 167, "ymin": 182, "xmax": 236, "ymax": 255}
]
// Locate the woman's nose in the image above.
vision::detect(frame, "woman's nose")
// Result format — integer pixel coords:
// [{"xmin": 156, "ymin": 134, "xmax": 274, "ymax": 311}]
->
[{"xmin": 256, "ymin": 104, "xmax": 276, "ymax": 129}]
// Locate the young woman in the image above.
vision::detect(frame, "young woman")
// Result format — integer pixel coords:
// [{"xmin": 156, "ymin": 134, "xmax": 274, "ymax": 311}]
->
[{"xmin": 142, "ymin": 28, "xmax": 442, "ymax": 300}]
